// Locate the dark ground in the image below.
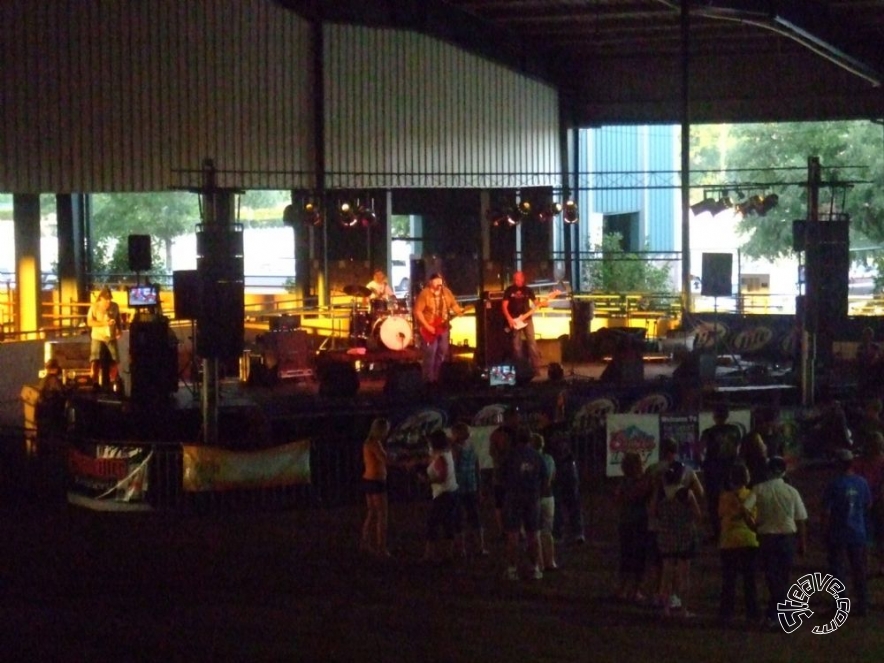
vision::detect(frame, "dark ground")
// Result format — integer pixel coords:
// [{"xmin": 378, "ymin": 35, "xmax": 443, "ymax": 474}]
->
[{"xmin": 1, "ymin": 460, "xmax": 883, "ymax": 663}]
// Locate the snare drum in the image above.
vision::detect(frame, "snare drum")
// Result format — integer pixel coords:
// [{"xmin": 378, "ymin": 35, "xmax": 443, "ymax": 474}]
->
[{"xmin": 372, "ymin": 315, "xmax": 413, "ymax": 351}]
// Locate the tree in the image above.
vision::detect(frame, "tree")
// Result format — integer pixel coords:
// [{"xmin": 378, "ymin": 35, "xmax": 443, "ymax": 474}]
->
[
  {"xmin": 691, "ymin": 121, "xmax": 884, "ymax": 263},
  {"xmin": 582, "ymin": 232, "xmax": 675, "ymax": 293},
  {"xmin": 90, "ymin": 192, "xmax": 199, "ymax": 275}
]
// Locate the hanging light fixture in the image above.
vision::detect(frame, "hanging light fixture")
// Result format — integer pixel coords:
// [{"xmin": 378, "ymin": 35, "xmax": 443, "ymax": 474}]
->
[
  {"xmin": 563, "ymin": 199, "xmax": 579, "ymax": 224},
  {"xmin": 758, "ymin": 193, "xmax": 779, "ymax": 216},
  {"xmin": 538, "ymin": 202, "xmax": 563, "ymax": 223},
  {"xmin": 517, "ymin": 200, "xmax": 532, "ymax": 219},
  {"xmin": 339, "ymin": 201, "xmax": 358, "ymax": 228},
  {"xmin": 303, "ymin": 201, "xmax": 323, "ymax": 227},
  {"xmin": 357, "ymin": 203, "xmax": 378, "ymax": 228},
  {"xmin": 690, "ymin": 198, "xmax": 719, "ymax": 216}
]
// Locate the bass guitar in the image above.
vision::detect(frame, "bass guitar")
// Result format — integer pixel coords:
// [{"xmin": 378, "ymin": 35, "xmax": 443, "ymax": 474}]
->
[{"xmin": 505, "ymin": 289, "xmax": 565, "ymax": 332}]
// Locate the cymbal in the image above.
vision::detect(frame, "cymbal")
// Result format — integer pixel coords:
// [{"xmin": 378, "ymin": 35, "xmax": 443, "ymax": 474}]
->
[{"xmin": 343, "ymin": 284, "xmax": 372, "ymax": 298}]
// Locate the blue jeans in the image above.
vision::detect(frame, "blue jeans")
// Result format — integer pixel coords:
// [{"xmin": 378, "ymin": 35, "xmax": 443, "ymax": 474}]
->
[
  {"xmin": 511, "ymin": 317, "xmax": 540, "ymax": 369},
  {"xmin": 827, "ymin": 541, "xmax": 868, "ymax": 614},
  {"xmin": 421, "ymin": 327, "xmax": 450, "ymax": 383}
]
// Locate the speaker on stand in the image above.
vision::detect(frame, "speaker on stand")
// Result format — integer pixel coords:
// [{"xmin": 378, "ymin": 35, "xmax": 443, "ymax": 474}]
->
[{"xmin": 475, "ymin": 291, "xmax": 509, "ymax": 370}]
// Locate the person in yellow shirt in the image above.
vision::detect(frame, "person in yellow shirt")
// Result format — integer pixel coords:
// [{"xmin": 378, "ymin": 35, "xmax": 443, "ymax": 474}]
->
[{"xmin": 718, "ymin": 463, "xmax": 760, "ymax": 623}]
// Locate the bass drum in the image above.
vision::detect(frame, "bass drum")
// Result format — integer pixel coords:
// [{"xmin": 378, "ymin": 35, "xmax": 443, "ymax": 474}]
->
[{"xmin": 373, "ymin": 315, "xmax": 413, "ymax": 351}]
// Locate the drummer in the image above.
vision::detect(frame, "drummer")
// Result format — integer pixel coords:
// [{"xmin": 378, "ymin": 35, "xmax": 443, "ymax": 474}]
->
[{"xmin": 365, "ymin": 269, "xmax": 395, "ymax": 306}]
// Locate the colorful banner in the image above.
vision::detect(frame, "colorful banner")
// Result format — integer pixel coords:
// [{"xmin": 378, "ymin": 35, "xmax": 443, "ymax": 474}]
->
[
  {"xmin": 67, "ymin": 443, "xmax": 153, "ymax": 511},
  {"xmin": 182, "ymin": 439, "xmax": 311, "ymax": 492},
  {"xmin": 605, "ymin": 413, "xmax": 660, "ymax": 477}
]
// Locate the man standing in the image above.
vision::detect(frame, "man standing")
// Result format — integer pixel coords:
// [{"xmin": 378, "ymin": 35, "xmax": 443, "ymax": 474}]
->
[
  {"xmin": 502, "ymin": 428, "xmax": 549, "ymax": 580},
  {"xmin": 822, "ymin": 449, "xmax": 871, "ymax": 616},
  {"xmin": 748, "ymin": 456, "xmax": 808, "ymax": 628},
  {"xmin": 502, "ymin": 271, "xmax": 541, "ymax": 373},
  {"xmin": 86, "ymin": 286, "xmax": 121, "ymax": 391},
  {"xmin": 413, "ymin": 273, "xmax": 464, "ymax": 384},
  {"xmin": 700, "ymin": 403, "xmax": 743, "ymax": 543}
]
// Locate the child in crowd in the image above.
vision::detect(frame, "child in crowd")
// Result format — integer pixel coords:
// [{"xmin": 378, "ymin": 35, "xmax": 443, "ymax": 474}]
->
[
  {"xmin": 615, "ymin": 451, "xmax": 651, "ymax": 602},
  {"xmin": 718, "ymin": 463, "xmax": 759, "ymax": 623},
  {"xmin": 653, "ymin": 460, "xmax": 701, "ymax": 618}
]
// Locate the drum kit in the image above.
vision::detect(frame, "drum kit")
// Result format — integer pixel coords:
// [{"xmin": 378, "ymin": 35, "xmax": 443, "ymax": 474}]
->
[{"xmin": 343, "ymin": 284, "xmax": 413, "ymax": 351}]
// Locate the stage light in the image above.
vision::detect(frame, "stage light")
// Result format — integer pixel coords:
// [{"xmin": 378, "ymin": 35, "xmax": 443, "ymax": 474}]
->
[
  {"xmin": 538, "ymin": 202, "xmax": 563, "ymax": 223},
  {"xmin": 712, "ymin": 196, "xmax": 734, "ymax": 215},
  {"xmin": 690, "ymin": 198, "xmax": 718, "ymax": 216},
  {"xmin": 357, "ymin": 205, "xmax": 378, "ymax": 228},
  {"xmin": 563, "ymin": 200, "xmax": 579, "ymax": 224},
  {"xmin": 759, "ymin": 193, "xmax": 779, "ymax": 216},
  {"xmin": 303, "ymin": 201, "xmax": 322, "ymax": 227},
  {"xmin": 517, "ymin": 201, "xmax": 532, "ymax": 219},
  {"xmin": 339, "ymin": 202, "xmax": 358, "ymax": 228}
]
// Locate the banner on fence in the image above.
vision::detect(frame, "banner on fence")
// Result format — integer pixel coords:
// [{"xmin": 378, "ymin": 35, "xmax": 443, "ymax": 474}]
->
[
  {"xmin": 67, "ymin": 443, "xmax": 153, "ymax": 511},
  {"xmin": 182, "ymin": 439, "xmax": 311, "ymax": 492},
  {"xmin": 606, "ymin": 413, "xmax": 660, "ymax": 477}
]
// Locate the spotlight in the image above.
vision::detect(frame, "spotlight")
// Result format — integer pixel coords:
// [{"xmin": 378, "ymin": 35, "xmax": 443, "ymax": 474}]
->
[
  {"xmin": 759, "ymin": 194, "xmax": 779, "ymax": 216},
  {"xmin": 690, "ymin": 198, "xmax": 718, "ymax": 216},
  {"xmin": 357, "ymin": 205, "xmax": 378, "ymax": 228},
  {"xmin": 538, "ymin": 202, "xmax": 563, "ymax": 223},
  {"xmin": 339, "ymin": 202, "xmax": 358, "ymax": 228},
  {"xmin": 487, "ymin": 208, "xmax": 519, "ymax": 227},
  {"xmin": 736, "ymin": 195, "xmax": 765, "ymax": 217},
  {"xmin": 303, "ymin": 201, "xmax": 322, "ymax": 227},
  {"xmin": 712, "ymin": 196, "xmax": 734, "ymax": 215},
  {"xmin": 563, "ymin": 200, "xmax": 579, "ymax": 224},
  {"xmin": 517, "ymin": 201, "xmax": 532, "ymax": 218}
]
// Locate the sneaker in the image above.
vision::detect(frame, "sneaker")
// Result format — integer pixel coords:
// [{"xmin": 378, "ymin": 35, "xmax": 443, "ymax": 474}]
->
[
  {"xmin": 669, "ymin": 594, "xmax": 682, "ymax": 609},
  {"xmin": 505, "ymin": 567, "xmax": 519, "ymax": 581},
  {"xmin": 531, "ymin": 566, "xmax": 544, "ymax": 580}
]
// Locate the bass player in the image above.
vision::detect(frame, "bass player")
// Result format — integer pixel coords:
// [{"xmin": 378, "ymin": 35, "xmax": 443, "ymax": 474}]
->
[
  {"xmin": 413, "ymin": 272, "xmax": 464, "ymax": 384},
  {"xmin": 502, "ymin": 271, "xmax": 550, "ymax": 375}
]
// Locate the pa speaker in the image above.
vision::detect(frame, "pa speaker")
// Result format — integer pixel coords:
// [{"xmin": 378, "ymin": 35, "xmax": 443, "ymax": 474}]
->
[
  {"xmin": 475, "ymin": 292, "xmax": 509, "ymax": 369},
  {"xmin": 197, "ymin": 278, "xmax": 244, "ymax": 359},
  {"xmin": 128, "ymin": 234, "xmax": 152, "ymax": 272},
  {"xmin": 172, "ymin": 270, "xmax": 201, "ymax": 320},
  {"xmin": 701, "ymin": 253, "xmax": 732, "ymax": 297}
]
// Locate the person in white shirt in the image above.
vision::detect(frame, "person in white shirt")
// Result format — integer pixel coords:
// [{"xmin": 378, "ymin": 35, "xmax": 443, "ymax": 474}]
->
[
  {"xmin": 747, "ymin": 456, "xmax": 808, "ymax": 627},
  {"xmin": 366, "ymin": 269, "xmax": 395, "ymax": 302}
]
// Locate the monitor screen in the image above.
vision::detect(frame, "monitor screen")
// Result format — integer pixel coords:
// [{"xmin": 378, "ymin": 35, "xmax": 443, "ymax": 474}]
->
[
  {"xmin": 488, "ymin": 364, "xmax": 516, "ymax": 387},
  {"xmin": 127, "ymin": 285, "xmax": 158, "ymax": 308}
]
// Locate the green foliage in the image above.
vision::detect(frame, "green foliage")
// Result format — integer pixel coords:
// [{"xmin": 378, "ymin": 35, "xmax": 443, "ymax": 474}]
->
[
  {"xmin": 691, "ymin": 121, "xmax": 884, "ymax": 262},
  {"xmin": 582, "ymin": 233, "xmax": 675, "ymax": 293}
]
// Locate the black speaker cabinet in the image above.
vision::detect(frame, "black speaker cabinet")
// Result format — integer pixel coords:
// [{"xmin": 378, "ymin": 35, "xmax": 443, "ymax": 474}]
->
[
  {"xmin": 128, "ymin": 234, "xmax": 152, "ymax": 272},
  {"xmin": 570, "ymin": 299, "xmax": 594, "ymax": 348},
  {"xmin": 701, "ymin": 253, "xmax": 733, "ymax": 297},
  {"xmin": 475, "ymin": 291, "xmax": 510, "ymax": 369},
  {"xmin": 197, "ymin": 278, "xmax": 244, "ymax": 360},
  {"xmin": 129, "ymin": 317, "xmax": 178, "ymax": 402},
  {"xmin": 317, "ymin": 362, "xmax": 359, "ymax": 398},
  {"xmin": 172, "ymin": 270, "xmax": 201, "ymax": 320}
]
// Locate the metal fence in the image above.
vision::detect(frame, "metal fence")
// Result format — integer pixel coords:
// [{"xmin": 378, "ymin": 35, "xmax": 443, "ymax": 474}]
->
[{"xmin": 3, "ymin": 422, "xmax": 607, "ymax": 514}]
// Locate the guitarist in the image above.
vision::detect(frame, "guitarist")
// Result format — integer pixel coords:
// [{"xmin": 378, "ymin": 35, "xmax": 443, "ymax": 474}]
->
[
  {"xmin": 87, "ymin": 286, "xmax": 122, "ymax": 391},
  {"xmin": 413, "ymin": 273, "xmax": 464, "ymax": 384},
  {"xmin": 502, "ymin": 271, "xmax": 542, "ymax": 375}
]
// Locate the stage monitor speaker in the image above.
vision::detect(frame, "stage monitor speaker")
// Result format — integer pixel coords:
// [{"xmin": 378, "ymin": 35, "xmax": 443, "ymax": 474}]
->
[
  {"xmin": 128, "ymin": 234, "xmax": 152, "ymax": 272},
  {"xmin": 475, "ymin": 292, "xmax": 509, "ymax": 368},
  {"xmin": 383, "ymin": 362, "xmax": 424, "ymax": 399},
  {"xmin": 701, "ymin": 253, "xmax": 733, "ymax": 297},
  {"xmin": 172, "ymin": 270, "xmax": 201, "ymax": 320},
  {"xmin": 317, "ymin": 362, "xmax": 359, "ymax": 398}
]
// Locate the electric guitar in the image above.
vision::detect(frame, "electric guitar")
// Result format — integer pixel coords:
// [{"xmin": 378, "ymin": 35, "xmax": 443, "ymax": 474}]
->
[
  {"xmin": 505, "ymin": 289, "xmax": 565, "ymax": 332},
  {"xmin": 418, "ymin": 305, "xmax": 474, "ymax": 344}
]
